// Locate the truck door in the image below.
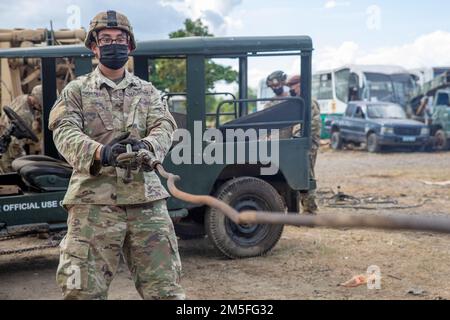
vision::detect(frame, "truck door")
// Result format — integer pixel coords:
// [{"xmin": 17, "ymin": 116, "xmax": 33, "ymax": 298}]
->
[
  {"xmin": 351, "ymin": 106, "xmax": 367, "ymax": 142},
  {"xmin": 340, "ymin": 104, "xmax": 354, "ymax": 139}
]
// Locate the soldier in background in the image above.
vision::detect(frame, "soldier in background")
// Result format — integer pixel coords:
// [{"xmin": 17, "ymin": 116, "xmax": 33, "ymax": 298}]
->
[
  {"xmin": 49, "ymin": 10, "xmax": 184, "ymax": 300},
  {"xmin": 0, "ymin": 85, "xmax": 43, "ymax": 173},
  {"xmin": 264, "ymin": 70, "xmax": 289, "ymax": 109},
  {"xmin": 414, "ymin": 96, "xmax": 432, "ymax": 124},
  {"xmin": 287, "ymin": 75, "xmax": 321, "ymax": 215}
]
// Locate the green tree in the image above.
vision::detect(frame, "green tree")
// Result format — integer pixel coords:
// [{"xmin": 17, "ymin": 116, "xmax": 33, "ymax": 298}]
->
[
  {"xmin": 149, "ymin": 19, "xmax": 238, "ymax": 93},
  {"xmin": 169, "ymin": 18, "xmax": 213, "ymax": 38}
]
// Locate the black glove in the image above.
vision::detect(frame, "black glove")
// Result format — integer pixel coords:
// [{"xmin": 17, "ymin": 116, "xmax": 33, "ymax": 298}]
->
[
  {"xmin": 100, "ymin": 132, "xmax": 131, "ymax": 167},
  {"xmin": 118, "ymin": 138, "xmax": 151, "ymax": 152}
]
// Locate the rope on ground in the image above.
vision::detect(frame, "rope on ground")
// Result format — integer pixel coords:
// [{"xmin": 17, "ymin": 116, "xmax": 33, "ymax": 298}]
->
[{"xmin": 317, "ymin": 187, "xmax": 431, "ymax": 211}]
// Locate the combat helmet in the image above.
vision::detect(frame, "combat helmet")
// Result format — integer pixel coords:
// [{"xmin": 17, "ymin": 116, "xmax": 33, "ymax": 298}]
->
[
  {"xmin": 287, "ymin": 75, "xmax": 301, "ymax": 87},
  {"xmin": 266, "ymin": 70, "xmax": 287, "ymax": 87},
  {"xmin": 85, "ymin": 10, "xmax": 137, "ymax": 51},
  {"xmin": 30, "ymin": 85, "xmax": 43, "ymax": 107}
]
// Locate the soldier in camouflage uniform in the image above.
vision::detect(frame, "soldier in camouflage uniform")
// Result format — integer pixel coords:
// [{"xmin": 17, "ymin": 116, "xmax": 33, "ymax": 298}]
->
[
  {"xmin": 0, "ymin": 85, "xmax": 43, "ymax": 173},
  {"xmin": 264, "ymin": 70, "xmax": 289, "ymax": 109},
  {"xmin": 287, "ymin": 75, "xmax": 321, "ymax": 215},
  {"xmin": 49, "ymin": 10, "xmax": 185, "ymax": 300}
]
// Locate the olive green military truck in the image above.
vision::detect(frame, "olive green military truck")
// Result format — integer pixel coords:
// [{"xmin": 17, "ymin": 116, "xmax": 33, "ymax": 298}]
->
[{"xmin": 0, "ymin": 36, "xmax": 315, "ymax": 258}]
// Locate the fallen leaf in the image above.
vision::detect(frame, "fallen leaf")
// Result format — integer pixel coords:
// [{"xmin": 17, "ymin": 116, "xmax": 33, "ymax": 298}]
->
[{"xmin": 340, "ymin": 275, "xmax": 367, "ymax": 288}]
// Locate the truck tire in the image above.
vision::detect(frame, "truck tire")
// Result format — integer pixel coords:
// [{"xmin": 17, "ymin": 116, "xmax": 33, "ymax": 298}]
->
[
  {"xmin": 367, "ymin": 133, "xmax": 381, "ymax": 153},
  {"xmin": 331, "ymin": 131, "xmax": 343, "ymax": 150},
  {"xmin": 205, "ymin": 177, "xmax": 285, "ymax": 259},
  {"xmin": 434, "ymin": 129, "xmax": 449, "ymax": 151}
]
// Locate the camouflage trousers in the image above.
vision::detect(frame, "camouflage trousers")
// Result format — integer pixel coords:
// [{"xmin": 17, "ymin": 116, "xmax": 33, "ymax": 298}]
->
[
  {"xmin": 299, "ymin": 149, "xmax": 319, "ymax": 214},
  {"xmin": 56, "ymin": 200, "xmax": 185, "ymax": 300}
]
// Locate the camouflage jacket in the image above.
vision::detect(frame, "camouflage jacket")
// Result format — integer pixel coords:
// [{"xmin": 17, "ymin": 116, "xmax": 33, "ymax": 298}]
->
[
  {"xmin": 293, "ymin": 100, "xmax": 321, "ymax": 150},
  {"xmin": 263, "ymin": 95, "xmax": 288, "ymax": 110},
  {"xmin": 49, "ymin": 67, "xmax": 177, "ymax": 206}
]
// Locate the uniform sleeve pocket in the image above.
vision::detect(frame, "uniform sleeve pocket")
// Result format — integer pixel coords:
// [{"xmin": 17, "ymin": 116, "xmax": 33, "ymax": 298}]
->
[{"xmin": 143, "ymin": 171, "xmax": 170, "ymax": 201}]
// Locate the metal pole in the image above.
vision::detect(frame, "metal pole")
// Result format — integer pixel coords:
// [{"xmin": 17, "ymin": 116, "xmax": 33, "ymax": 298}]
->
[
  {"xmin": 41, "ymin": 57, "xmax": 58, "ymax": 158},
  {"xmin": 74, "ymin": 57, "xmax": 92, "ymax": 77},
  {"xmin": 239, "ymin": 56, "xmax": 248, "ymax": 116},
  {"xmin": 133, "ymin": 56, "xmax": 149, "ymax": 81},
  {"xmin": 301, "ymin": 50, "xmax": 312, "ymax": 140}
]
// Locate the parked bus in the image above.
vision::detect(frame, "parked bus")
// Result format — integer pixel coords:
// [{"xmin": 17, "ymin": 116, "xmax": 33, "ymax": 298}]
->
[{"xmin": 313, "ymin": 65, "xmax": 417, "ymax": 138}]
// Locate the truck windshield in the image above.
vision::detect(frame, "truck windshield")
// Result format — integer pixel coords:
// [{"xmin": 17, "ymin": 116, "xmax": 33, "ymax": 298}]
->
[
  {"xmin": 367, "ymin": 104, "xmax": 407, "ymax": 119},
  {"xmin": 390, "ymin": 73, "xmax": 416, "ymax": 107},
  {"xmin": 364, "ymin": 73, "xmax": 395, "ymax": 103}
]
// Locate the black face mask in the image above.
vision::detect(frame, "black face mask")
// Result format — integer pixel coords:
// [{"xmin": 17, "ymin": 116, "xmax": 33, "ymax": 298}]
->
[
  {"xmin": 272, "ymin": 87, "xmax": 284, "ymax": 96},
  {"xmin": 290, "ymin": 89, "xmax": 297, "ymax": 97},
  {"xmin": 99, "ymin": 44, "xmax": 129, "ymax": 70}
]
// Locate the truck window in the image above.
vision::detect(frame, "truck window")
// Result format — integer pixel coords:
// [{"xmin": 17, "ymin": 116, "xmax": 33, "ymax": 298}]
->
[
  {"xmin": 312, "ymin": 75, "xmax": 320, "ymax": 100},
  {"xmin": 345, "ymin": 105, "xmax": 355, "ymax": 117},
  {"xmin": 436, "ymin": 92, "xmax": 450, "ymax": 106},
  {"xmin": 354, "ymin": 106, "xmax": 365, "ymax": 119},
  {"xmin": 364, "ymin": 72, "xmax": 395, "ymax": 103},
  {"xmin": 391, "ymin": 73, "xmax": 417, "ymax": 107},
  {"xmin": 348, "ymin": 72, "xmax": 360, "ymax": 101},
  {"xmin": 335, "ymin": 69, "xmax": 350, "ymax": 103},
  {"xmin": 317, "ymin": 73, "xmax": 333, "ymax": 100}
]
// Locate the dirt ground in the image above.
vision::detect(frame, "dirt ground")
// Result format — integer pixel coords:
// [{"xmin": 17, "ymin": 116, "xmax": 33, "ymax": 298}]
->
[{"xmin": 1, "ymin": 147, "xmax": 450, "ymax": 300}]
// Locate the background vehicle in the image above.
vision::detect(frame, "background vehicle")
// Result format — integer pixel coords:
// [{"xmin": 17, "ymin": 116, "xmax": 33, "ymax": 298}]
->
[
  {"xmin": 409, "ymin": 67, "xmax": 450, "ymax": 87},
  {"xmin": 0, "ymin": 36, "xmax": 315, "ymax": 259},
  {"xmin": 408, "ymin": 71, "xmax": 450, "ymax": 150},
  {"xmin": 0, "ymin": 28, "xmax": 86, "ymax": 108},
  {"xmin": 330, "ymin": 102, "xmax": 430, "ymax": 153},
  {"xmin": 314, "ymin": 65, "xmax": 417, "ymax": 138},
  {"xmin": 430, "ymin": 89, "xmax": 450, "ymax": 150}
]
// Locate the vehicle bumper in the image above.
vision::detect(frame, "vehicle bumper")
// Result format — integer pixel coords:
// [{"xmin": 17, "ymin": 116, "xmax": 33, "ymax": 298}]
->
[{"xmin": 377, "ymin": 135, "xmax": 429, "ymax": 147}]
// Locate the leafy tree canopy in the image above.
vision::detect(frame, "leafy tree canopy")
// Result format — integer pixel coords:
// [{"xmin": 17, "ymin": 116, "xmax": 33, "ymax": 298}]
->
[{"xmin": 149, "ymin": 19, "xmax": 238, "ymax": 93}]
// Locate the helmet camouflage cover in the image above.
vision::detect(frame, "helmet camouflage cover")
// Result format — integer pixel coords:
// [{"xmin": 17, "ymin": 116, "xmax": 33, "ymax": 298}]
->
[
  {"xmin": 85, "ymin": 10, "xmax": 137, "ymax": 51},
  {"xmin": 287, "ymin": 75, "xmax": 301, "ymax": 87},
  {"xmin": 30, "ymin": 85, "xmax": 43, "ymax": 107},
  {"xmin": 266, "ymin": 70, "xmax": 287, "ymax": 87}
]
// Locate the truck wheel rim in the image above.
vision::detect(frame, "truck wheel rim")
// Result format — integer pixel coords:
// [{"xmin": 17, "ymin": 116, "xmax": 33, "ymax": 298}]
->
[
  {"xmin": 435, "ymin": 131, "xmax": 446, "ymax": 149},
  {"xmin": 331, "ymin": 133, "xmax": 339, "ymax": 148},
  {"xmin": 225, "ymin": 197, "xmax": 270, "ymax": 247},
  {"xmin": 368, "ymin": 135, "xmax": 376, "ymax": 151}
]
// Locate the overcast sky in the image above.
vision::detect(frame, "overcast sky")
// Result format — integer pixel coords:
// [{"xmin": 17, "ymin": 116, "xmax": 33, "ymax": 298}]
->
[{"xmin": 1, "ymin": 0, "xmax": 449, "ymax": 88}]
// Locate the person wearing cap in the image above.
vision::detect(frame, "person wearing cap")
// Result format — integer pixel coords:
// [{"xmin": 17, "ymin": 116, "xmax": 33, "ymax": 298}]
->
[
  {"xmin": 49, "ymin": 10, "xmax": 184, "ymax": 300},
  {"xmin": 0, "ymin": 85, "xmax": 43, "ymax": 173},
  {"xmin": 287, "ymin": 75, "xmax": 321, "ymax": 215},
  {"xmin": 264, "ymin": 70, "xmax": 289, "ymax": 109}
]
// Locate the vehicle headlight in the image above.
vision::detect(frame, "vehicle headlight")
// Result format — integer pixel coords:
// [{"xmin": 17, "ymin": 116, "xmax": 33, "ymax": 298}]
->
[
  {"xmin": 420, "ymin": 127, "xmax": 430, "ymax": 136},
  {"xmin": 381, "ymin": 127, "xmax": 394, "ymax": 135}
]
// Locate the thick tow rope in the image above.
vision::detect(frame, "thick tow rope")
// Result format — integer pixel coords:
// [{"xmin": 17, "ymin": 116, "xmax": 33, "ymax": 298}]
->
[{"xmin": 117, "ymin": 151, "xmax": 450, "ymax": 235}]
